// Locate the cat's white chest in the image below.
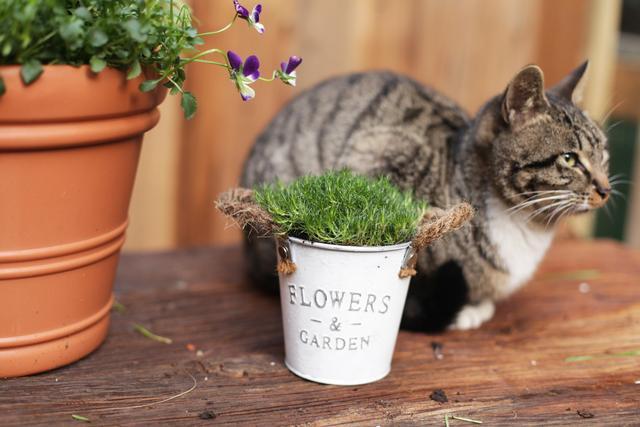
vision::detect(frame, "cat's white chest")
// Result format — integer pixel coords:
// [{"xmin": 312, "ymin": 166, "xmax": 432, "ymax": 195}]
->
[{"xmin": 486, "ymin": 197, "xmax": 554, "ymax": 297}]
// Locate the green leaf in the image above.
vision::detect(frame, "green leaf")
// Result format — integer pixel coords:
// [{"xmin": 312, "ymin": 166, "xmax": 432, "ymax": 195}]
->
[
  {"xmin": 74, "ymin": 7, "xmax": 92, "ymax": 21},
  {"xmin": 89, "ymin": 57, "xmax": 106, "ymax": 73},
  {"xmin": 181, "ymin": 91, "xmax": 197, "ymax": 120},
  {"xmin": 88, "ymin": 29, "xmax": 108, "ymax": 47},
  {"xmin": 60, "ymin": 20, "xmax": 84, "ymax": 44},
  {"xmin": 20, "ymin": 60, "xmax": 43, "ymax": 85},
  {"xmin": 2, "ymin": 41, "xmax": 11, "ymax": 57},
  {"xmin": 123, "ymin": 19, "xmax": 146, "ymax": 42},
  {"xmin": 0, "ymin": 76, "xmax": 5, "ymax": 96},
  {"xmin": 127, "ymin": 60, "xmax": 141, "ymax": 80},
  {"xmin": 139, "ymin": 79, "xmax": 159, "ymax": 92}
]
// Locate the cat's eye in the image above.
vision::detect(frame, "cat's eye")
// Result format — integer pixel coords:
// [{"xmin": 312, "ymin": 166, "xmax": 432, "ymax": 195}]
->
[{"xmin": 561, "ymin": 153, "xmax": 578, "ymax": 167}]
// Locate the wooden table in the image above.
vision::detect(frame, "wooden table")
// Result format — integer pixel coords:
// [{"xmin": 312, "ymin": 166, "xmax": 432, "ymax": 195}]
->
[{"xmin": 2, "ymin": 240, "xmax": 639, "ymax": 426}]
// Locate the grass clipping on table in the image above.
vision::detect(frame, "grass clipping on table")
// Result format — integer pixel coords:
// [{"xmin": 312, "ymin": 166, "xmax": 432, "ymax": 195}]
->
[{"xmin": 254, "ymin": 171, "xmax": 427, "ymax": 247}]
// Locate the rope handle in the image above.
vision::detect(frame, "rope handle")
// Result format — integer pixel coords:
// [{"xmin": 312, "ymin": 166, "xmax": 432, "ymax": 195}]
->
[
  {"xmin": 399, "ymin": 202, "xmax": 475, "ymax": 278},
  {"xmin": 216, "ymin": 189, "xmax": 475, "ymax": 277}
]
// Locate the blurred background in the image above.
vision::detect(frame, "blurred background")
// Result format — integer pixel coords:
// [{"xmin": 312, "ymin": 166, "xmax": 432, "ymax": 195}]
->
[{"xmin": 124, "ymin": 0, "xmax": 640, "ymax": 251}]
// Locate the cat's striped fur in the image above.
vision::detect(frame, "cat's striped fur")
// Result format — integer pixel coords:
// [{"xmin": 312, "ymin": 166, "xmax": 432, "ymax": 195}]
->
[{"xmin": 241, "ymin": 63, "xmax": 611, "ymax": 331}]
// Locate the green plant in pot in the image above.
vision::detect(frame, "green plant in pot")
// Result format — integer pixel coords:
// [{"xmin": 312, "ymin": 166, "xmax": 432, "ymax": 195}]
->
[
  {"xmin": 0, "ymin": 0, "xmax": 300, "ymax": 378},
  {"xmin": 217, "ymin": 170, "xmax": 474, "ymax": 385}
]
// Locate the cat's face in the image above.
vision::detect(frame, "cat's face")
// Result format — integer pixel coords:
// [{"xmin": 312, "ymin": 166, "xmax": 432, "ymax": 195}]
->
[{"xmin": 490, "ymin": 63, "xmax": 612, "ymax": 225}]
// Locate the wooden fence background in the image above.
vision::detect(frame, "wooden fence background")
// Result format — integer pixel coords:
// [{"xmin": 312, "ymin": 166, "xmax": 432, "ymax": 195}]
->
[{"xmin": 125, "ymin": 0, "xmax": 624, "ymax": 250}]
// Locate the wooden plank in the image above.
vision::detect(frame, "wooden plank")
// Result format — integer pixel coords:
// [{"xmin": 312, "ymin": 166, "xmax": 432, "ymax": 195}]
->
[
  {"xmin": 612, "ymin": 58, "xmax": 640, "ymax": 121},
  {"xmin": 536, "ymin": 0, "xmax": 590, "ymax": 85},
  {"xmin": 1, "ymin": 240, "xmax": 639, "ymax": 425},
  {"xmin": 626, "ymin": 125, "xmax": 640, "ymax": 248}
]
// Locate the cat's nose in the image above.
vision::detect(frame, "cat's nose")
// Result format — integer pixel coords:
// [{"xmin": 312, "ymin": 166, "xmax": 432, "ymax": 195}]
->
[
  {"xmin": 595, "ymin": 184, "xmax": 611, "ymax": 200},
  {"xmin": 592, "ymin": 174, "xmax": 611, "ymax": 203}
]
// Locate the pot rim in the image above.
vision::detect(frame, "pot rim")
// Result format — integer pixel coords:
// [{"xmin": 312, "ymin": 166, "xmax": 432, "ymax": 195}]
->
[{"xmin": 287, "ymin": 236, "xmax": 411, "ymax": 253}]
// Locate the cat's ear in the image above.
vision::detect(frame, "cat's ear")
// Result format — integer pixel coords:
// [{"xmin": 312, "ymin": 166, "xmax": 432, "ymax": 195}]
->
[
  {"xmin": 549, "ymin": 60, "xmax": 588, "ymax": 106},
  {"xmin": 501, "ymin": 65, "xmax": 550, "ymax": 129}
]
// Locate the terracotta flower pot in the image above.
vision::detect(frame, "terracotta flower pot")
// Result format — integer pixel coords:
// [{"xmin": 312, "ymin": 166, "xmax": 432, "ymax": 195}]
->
[{"xmin": 0, "ymin": 65, "xmax": 165, "ymax": 377}]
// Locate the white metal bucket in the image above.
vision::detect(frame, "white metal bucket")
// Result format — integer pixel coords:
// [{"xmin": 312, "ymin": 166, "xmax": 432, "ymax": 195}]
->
[{"xmin": 277, "ymin": 236, "xmax": 412, "ymax": 385}]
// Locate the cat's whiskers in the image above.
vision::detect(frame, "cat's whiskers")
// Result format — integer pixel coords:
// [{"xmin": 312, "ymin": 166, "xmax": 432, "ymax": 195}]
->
[
  {"xmin": 557, "ymin": 200, "xmax": 579, "ymax": 223},
  {"xmin": 603, "ymin": 202, "xmax": 614, "ymax": 222},
  {"xmin": 524, "ymin": 198, "xmax": 575, "ymax": 223},
  {"xmin": 610, "ymin": 188, "xmax": 625, "ymax": 198},
  {"xmin": 601, "ymin": 100, "xmax": 625, "ymax": 126},
  {"xmin": 509, "ymin": 189, "xmax": 573, "ymax": 205},
  {"xmin": 513, "ymin": 191, "xmax": 573, "ymax": 207},
  {"xmin": 609, "ymin": 173, "xmax": 632, "ymax": 187},
  {"xmin": 607, "ymin": 190, "xmax": 620, "ymax": 211},
  {"xmin": 605, "ymin": 120, "xmax": 624, "ymax": 133},
  {"xmin": 514, "ymin": 190, "xmax": 574, "ymax": 199},
  {"xmin": 509, "ymin": 200, "xmax": 567, "ymax": 217},
  {"xmin": 545, "ymin": 201, "xmax": 576, "ymax": 229},
  {"xmin": 610, "ymin": 178, "xmax": 632, "ymax": 186},
  {"xmin": 607, "ymin": 176, "xmax": 630, "ymax": 212},
  {"xmin": 507, "ymin": 193, "xmax": 573, "ymax": 216}
]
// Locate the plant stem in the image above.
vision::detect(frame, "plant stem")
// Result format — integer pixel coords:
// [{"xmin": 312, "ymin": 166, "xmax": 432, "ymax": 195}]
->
[
  {"xmin": 93, "ymin": 371, "xmax": 197, "ymax": 412},
  {"xmin": 112, "ymin": 300, "xmax": 126, "ymax": 313},
  {"xmin": 565, "ymin": 349, "xmax": 640, "ymax": 362},
  {"xmin": 444, "ymin": 414, "xmax": 450, "ymax": 427},
  {"xmin": 190, "ymin": 59, "xmax": 230, "ymax": 68},
  {"xmin": 166, "ymin": 76, "xmax": 183, "ymax": 93},
  {"xmin": 451, "ymin": 415, "xmax": 483, "ymax": 424},
  {"xmin": 21, "ymin": 30, "xmax": 56, "ymax": 57},
  {"xmin": 133, "ymin": 323, "xmax": 173, "ymax": 344},
  {"xmin": 198, "ymin": 14, "xmax": 238, "ymax": 36},
  {"xmin": 181, "ymin": 48, "xmax": 228, "ymax": 66},
  {"xmin": 258, "ymin": 71, "xmax": 277, "ymax": 82}
]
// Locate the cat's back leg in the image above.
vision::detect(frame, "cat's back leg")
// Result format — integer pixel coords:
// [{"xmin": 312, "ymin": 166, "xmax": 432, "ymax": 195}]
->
[
  {"xmin": 401, "ymin": 260, "xmax": 470, "ymax": 332},
  {"xmin": 244, "ymin": 234, "xmax": 279, "ymax": 294}
]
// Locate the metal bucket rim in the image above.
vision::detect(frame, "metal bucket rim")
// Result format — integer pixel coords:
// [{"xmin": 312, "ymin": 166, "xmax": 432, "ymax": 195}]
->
[{"xmin": 287, "ymin": 236, "xmax": 411, "ymax": 253}]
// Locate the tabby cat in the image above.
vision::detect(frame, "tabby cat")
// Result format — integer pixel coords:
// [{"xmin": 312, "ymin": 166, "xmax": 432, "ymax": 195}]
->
[{"xmin": 241, "ymin": 62, "xmax": 611, "ymax": 331}]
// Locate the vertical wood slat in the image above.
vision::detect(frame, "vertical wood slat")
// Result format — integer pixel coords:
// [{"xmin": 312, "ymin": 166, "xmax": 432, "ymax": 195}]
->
[
  {"xmin": 627, "ymin": 126, "xmax": 640, "ymax": 248},
  {"xmin": 125, "ymin": 0, "xmax": 619, "ymax": 249},
  {"xmin": 125, "ymin": 97, "xmax": 181, "ymax": 250}
]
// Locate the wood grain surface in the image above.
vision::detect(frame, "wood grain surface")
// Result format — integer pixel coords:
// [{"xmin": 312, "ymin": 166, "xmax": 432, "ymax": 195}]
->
[{"xmin": 1, "ymin": 239, "xmax": 639, "ymax": 426}]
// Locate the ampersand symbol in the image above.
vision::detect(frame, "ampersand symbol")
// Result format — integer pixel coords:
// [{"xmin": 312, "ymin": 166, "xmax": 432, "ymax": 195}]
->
[{"xmin": 329, "ymin": 317, "xmax": 342, "ymax": 332}]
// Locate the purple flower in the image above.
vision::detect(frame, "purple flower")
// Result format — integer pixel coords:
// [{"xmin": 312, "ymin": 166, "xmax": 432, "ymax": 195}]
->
[
  {"xmin": 277, "ymin": 56, "xmax": 302, "ymax": 86},
  {"xmin": 233, "ymin": 0, "xmax": 264, "ymax": 34},
  {"xmin": 227, "ymin": 50, "xmax": 260, "ymax": 101}
]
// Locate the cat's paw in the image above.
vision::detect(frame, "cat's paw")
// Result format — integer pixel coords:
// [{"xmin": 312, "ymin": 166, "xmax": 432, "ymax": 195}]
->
[{"xmin": 449, "ymin": 300, "xmax": 495, "ymax": 330}]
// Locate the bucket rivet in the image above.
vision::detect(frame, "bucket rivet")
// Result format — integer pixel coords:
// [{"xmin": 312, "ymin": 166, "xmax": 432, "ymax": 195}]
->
[{"xmin": 278, "ymin": 243, "xmax": 290, "ymax": 260}]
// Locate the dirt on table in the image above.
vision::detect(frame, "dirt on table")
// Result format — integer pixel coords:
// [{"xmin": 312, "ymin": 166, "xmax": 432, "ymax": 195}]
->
[
  {"xmin": 430, "ymin": 389, "xmax": 448, "ymax": 404},
  {"xmin": 198, "ymin": 411, "xmax": 217, "ymax": 420},
  {"xmin": 577, "ymin": 409, "xmax": 595, "ymax": 419}
]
